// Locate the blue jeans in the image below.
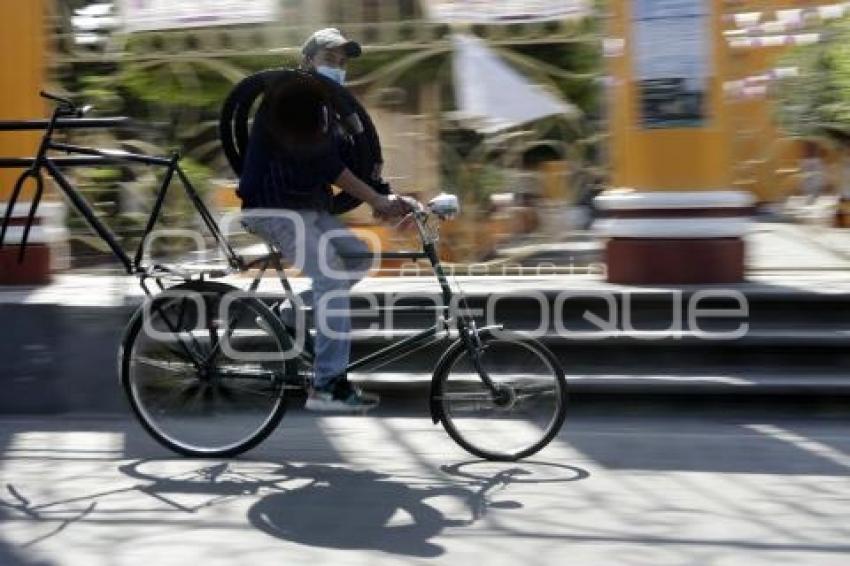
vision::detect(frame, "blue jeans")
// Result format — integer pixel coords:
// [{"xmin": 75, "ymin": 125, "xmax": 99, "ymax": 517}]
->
[{"xmin": 241, "ymin": 210, "xmax": 371, "ymax": 389}]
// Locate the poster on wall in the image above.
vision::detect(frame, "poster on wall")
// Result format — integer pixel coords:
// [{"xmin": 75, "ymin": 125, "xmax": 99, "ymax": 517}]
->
[
  {"xmin": 118, "ymin": 0, "xmax": 278, "ymax": 32},
  {"xmin": 632, "ymin": 0, "xmax": 709, "ymax": 128}
]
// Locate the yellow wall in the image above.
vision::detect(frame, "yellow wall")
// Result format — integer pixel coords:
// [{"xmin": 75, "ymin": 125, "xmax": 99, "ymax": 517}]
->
[
  {"xmin": 724, "ymin": 1, "xmax": 822, "ymax": 201},
  {"xmin": 608, "ymin": 0, "xmax": 731, "ymax": 191},
  {"xmin": 539, "ymin": 160, "xmax": 569, "ymax": 201},
  {"xmin": 0, "ymin": 0, "xmax": 45, "ymax": 201}
]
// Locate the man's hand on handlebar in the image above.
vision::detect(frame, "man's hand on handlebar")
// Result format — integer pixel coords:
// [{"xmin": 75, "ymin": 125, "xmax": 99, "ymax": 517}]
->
[
  {"xmin": 372, "ymin": 194, "xmax": 416, "ymax": 221},
  {"xmin": 332, "ymin": 168, "xmax": 420, "ymax": 221}
]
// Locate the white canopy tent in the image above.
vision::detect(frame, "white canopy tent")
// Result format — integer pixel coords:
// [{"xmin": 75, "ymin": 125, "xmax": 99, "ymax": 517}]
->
[{"xmin": 450, "ymin": 34, "xmax": 578, "ymax": 135}]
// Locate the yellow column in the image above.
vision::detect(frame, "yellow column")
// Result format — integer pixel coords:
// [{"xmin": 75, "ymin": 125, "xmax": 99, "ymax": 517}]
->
[
  {"xmin": 608, "ymin": 0, "xmax": 730, "ymax": 190},
  {"xmin": 600, "ymin": 0, "xmax": 751, "ymax": 284},
  {"xmin": 0, "ymin": 0, "xmax": 45, "ymax": 201}
]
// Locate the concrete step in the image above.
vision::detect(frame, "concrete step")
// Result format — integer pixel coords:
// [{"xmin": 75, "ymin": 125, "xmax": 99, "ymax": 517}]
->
[
  {"xmin": 352, "ymin": 371, "xmax": 850, "ymax": 396},
  {"xmin": 273, "ymin": 286, "xmax": 850, "ymax": 332},
  {"xmin": 343, "ymin": 327, "xmax": 850, "ymax": 345},
  {"xmin": 6, "ymin": 274, "xmax": 850, "ymax": 414}
]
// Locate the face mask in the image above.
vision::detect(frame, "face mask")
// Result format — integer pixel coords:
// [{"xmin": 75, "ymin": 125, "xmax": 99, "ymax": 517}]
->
[{"xmin": 316, "ymin": 65, "xmax": 346, "ymax": 85}]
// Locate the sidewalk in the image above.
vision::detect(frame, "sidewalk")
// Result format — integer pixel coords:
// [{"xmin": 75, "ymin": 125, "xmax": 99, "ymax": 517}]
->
[
  {"xmin": 0, "ymin": 405, "xmax": 848, "ymax": 566},
  {"xmin": 748, "ymin": 220, "xmax": 850, "ymax": 271}
]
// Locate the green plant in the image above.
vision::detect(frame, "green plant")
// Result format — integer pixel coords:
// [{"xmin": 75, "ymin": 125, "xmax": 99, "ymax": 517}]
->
[{"xmin": 775, "ymin": 18, "xmax": 850, "ymax": 140}]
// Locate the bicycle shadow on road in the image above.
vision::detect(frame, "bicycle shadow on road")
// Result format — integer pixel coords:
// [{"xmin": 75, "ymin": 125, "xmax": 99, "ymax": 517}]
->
[
  {"xmin": 1, "ymin": 458, "xmax": 588, "ymax": 560},
  {"xmin": 0, "ymin": 486, "xmax": 72, "ymax": 566},
  {"xmin": 247, "ymin": 460, "xmax": 589, "ymax": 557}
]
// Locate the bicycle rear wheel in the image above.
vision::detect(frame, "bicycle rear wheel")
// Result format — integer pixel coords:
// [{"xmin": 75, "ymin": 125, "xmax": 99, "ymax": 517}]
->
[
  {"xmin": 120, "ymin": 281, "xmax": 298, "ymax": 457},
  {"xmin": 435, "ymin": 331, "xmax": 567, "ymax": 461}
]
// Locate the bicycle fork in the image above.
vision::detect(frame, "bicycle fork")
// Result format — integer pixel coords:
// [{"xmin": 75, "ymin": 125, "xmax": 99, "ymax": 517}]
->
[
  {"xmin": 458, "ymin": 321, "xmax": 514, "ymax": 405},
  {"xmin": 0, "ymin": 168, "xmax": 45, "ymax": 262},
  {"xmin": 0, "ymin": 104, "xmax": 64, "ymax": 261}
]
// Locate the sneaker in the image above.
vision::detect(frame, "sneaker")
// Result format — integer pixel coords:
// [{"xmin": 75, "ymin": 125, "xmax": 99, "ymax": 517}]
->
[{"xmin": 305, "ymin": 376, "xmax": 380, "ymax": 412}]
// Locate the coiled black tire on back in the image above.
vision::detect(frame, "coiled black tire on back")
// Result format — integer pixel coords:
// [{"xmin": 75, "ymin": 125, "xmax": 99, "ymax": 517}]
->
[{"xmin": 219, "ymin": 68, "xmax": 389, "ymax": 215}]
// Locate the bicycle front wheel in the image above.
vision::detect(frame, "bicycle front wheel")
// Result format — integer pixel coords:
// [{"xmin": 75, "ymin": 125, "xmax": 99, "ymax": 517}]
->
[
  {"xmin": 435, "ymin": 331, "xmax": 567, "ymax": 461},
  {"xmin": 120, "ymin": 281, "xmax": 297, "ymax": 458}
]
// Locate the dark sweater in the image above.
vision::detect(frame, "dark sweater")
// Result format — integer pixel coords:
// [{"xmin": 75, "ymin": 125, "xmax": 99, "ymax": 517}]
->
[{"xmin": 237, "ymin": 107, "xmax": 345, "ymax": 210}]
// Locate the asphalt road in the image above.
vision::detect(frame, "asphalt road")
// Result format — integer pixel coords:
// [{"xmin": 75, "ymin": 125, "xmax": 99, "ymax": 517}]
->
[{"xmin": 0, "ymin": 399, "xmax": 848, "ymax": 566}]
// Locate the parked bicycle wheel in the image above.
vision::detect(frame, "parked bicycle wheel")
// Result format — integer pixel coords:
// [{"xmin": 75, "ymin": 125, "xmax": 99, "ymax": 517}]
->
[
  {"xmin": 434, "ymin": 331, "xmax": 567, "ymax": 461},
  {"xmin": 120, "ymin": 281, "xmax": 298, "ymax": 457}
]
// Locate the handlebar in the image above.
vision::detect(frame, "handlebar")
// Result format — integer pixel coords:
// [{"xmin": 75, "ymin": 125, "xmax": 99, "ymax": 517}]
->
[
  {"xmin": 391, "ymin": 194, "xmax": 460, "ymax": 246},
  {"xmin": 40, "ymin": 90, "xmax": 74, "ymax": 106},
  {"xmin": 398, "ymin": 194, "xmax": 459, "ymax": 221},
  {"xmin": 39, "ymin": 90, "xmax": 92, "ymax": 118},
  {"xmin": 399, "ymin": 195, "xmax": 426, "ymax": 215}
]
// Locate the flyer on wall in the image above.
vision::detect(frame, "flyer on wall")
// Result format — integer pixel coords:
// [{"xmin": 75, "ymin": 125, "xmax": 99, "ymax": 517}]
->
[{"xmin": 632, "ymin": 0, "xmax": 710, "ymax": 128}]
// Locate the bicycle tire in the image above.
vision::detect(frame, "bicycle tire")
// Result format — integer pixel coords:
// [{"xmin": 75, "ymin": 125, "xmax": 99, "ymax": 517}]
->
[
  {"xmin": 433, "ymin": 331, "xmax": 568, "ymax": 461},
  {"xmin": 119, "ymin": 280, "xmax": 296, "ymax": 458}
]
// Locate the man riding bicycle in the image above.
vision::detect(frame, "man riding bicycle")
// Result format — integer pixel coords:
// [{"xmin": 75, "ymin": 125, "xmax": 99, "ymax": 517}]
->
[{"xmin": 238, "ymin": 28, "xmax": 409, "ymax": 412}]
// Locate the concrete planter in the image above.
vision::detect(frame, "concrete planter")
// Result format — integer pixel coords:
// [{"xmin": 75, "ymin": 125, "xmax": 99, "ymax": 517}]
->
[
  {"xmin": 0, "ymin": 201, "xmax": 68, "ymax": 285},
  {"xmin": 594, "ymin": 191, "xmax": 754, "ymax": 284}
]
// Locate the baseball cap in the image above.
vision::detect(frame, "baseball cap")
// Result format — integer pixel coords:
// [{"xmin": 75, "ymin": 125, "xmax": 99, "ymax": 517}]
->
[{"xmin": 302, "ymin": 28, "xmax": 362, "ymax": 59}]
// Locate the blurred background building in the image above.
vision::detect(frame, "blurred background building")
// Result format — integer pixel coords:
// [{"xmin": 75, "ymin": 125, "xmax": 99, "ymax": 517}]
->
[
  {"xmin": 32, "ymin": 0, "xmax": 600, "ymax": 268},
  {"xmin": 3, "ymin": 1, "xmax": 850, "ymax": 280}
]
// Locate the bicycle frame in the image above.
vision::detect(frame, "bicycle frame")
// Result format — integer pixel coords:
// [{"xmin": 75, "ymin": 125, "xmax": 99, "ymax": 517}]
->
[
  {"xmin": 239, "ymin": 245, "xmax": 454, "ymax": 371},
  {"xmin": 0, "ymin": 105, "xmax": 242, "ymax": 275},
  {"xmin": 237, "ymin": 211, "xmax": 501, "ymax": 395},
  {"xmin": 0, "ymin": 99, "xmax": 501, "ymax": 397}
]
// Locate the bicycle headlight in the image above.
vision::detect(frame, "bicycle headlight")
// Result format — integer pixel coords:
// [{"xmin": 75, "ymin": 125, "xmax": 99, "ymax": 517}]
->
[{"xmin": 428, "ymin": 193, "xmax": 460, "ymax": 220}]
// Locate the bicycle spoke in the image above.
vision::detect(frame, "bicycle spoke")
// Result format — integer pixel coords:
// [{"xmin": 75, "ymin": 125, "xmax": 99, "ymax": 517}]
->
[
  {"xmin": 202, "ymin": 301, "xmax": 253, "ymax": 366},
  {"xmin": 214, "ymin": 383, "xmax": 238, "ymax": 404},
  {"xmin": 134, "ymin": 356, "xmax": 197, "ymax": 375},
  {"xmin": 140, "ymin": 379, "xmax": 201, "ymax": 415},
  {"xmin": 146, "ymin": 297, "xmax": 207, "ymax": 369},
  {"xmin": 213, "ymin": 380, "xmax": 282, "ymax": 400},
  {"xmin": 200, "ymin": 385, "xmax": 215, "ymax": 415}
]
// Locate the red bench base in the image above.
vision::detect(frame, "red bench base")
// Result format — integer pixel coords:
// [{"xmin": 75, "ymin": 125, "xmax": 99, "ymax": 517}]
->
[
  {"xmin": 606, "ymin": 238, "xmax": 744, "ymax": 284},
  {"xmin": 0, "ymin": 244, "xmax": 52, "ymax": 285}
]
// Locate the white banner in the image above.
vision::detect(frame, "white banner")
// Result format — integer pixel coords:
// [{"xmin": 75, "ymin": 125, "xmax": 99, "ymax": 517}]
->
[
  {"xmin": 118, "ymin": 0, "xmax": 278, "ymax": 32},
  {"xmin": 424, "ymin": 0, "xmax": 590, "ymax": 23}
]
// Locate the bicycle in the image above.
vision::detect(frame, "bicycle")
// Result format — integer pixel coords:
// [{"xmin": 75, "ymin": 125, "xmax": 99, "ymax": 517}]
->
[{"xmin": 1, "ymin": 92, "xmax": 568, "ymax": 462}]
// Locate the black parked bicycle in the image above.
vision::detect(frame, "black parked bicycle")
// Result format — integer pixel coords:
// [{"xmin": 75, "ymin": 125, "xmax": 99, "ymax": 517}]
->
[{"xmin": 1, "ymin": 90, "xmax": 568, "ymax": 462}]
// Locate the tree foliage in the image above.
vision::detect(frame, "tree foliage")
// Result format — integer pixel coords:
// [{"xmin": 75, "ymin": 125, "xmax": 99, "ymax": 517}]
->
[{"xmin": 775, "ymin": 18, "xmax": 850, "ymax": 139}]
